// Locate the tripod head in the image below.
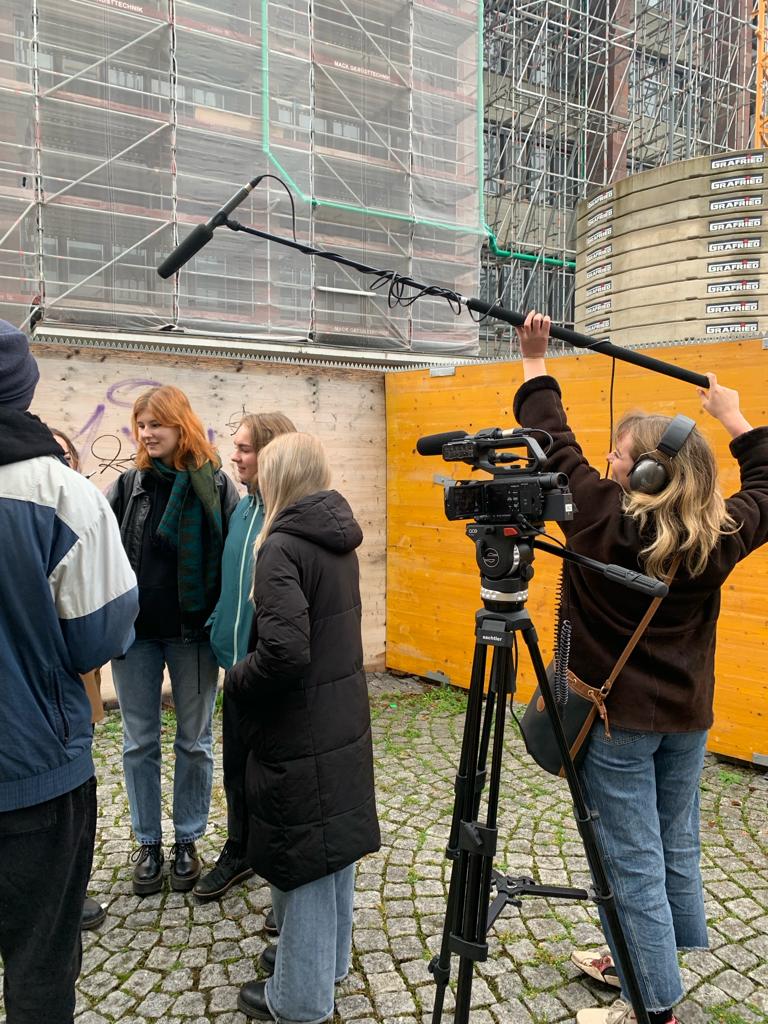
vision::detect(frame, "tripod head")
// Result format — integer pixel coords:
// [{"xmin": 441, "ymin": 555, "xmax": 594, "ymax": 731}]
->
[{"xmin": 467, "ymin": 523, "xmax": 536, "ymax": 609}]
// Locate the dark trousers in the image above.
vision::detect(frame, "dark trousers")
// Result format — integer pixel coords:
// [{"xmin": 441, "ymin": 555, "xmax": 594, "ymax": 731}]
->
[
  {"xmin": 0, "ymin": 777, "xmax": 96, "ymax": 1024},
  {"xmin": 223, "ymin": 691, "xmax": 249, "ymax": 848}
]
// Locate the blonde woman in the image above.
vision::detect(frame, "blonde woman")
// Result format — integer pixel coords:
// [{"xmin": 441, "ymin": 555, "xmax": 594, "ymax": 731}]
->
[
  {"xmin": 225, "ymin": 433, "xmax": 380, "ymax": 1023},
  {"xmin": 514, "ymin": 311, "xmax": 768, "ymax": 1024},
  {"xmin": 196, "ymin": 412, "xmax": 296, "ymax": 904}
]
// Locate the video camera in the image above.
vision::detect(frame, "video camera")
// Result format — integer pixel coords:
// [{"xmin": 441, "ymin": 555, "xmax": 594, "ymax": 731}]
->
[{"xmin": 416, "ymin": 427, "xmax": 575, "ymax": 528}]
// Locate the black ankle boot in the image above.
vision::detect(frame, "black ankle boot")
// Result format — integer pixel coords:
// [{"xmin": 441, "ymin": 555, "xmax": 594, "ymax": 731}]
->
[
  {"xmin": 81, "ymin": 896, "xmax": 107, "ymax": 931},
  {"xmin": 131, "ymin": 844, "xmax": 164, "ymax": 895},
  {"xmin": 258, "ymin": 944, "xmax": 277, "ymax": 976},
  {"xmin": 237, "ymin": 980, "xmax": 275, "ymax": 1021},
  {"xmin": 193, "ymin": 839, "xmax": 253, "ymax": 900},
  {"xmin": 170, "ymin": 841, "xmax": 201, "ymax": 891}
]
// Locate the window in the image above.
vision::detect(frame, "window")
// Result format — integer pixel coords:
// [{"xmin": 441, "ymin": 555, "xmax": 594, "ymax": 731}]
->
[{"xmin": 629, "ymin": 56, "xmax": 668, "ymax": 121}]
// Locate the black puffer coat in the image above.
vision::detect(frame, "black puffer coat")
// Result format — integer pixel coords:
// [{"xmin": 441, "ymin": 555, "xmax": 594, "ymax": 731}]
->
[{"xmin": 224, "ymin": 489, "xmax": 380, "ymax": 891}]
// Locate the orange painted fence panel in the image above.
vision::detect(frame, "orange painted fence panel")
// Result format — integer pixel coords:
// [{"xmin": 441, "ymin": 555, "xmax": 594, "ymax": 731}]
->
[{"xmin": 385, "ymin": 340, "xmax": 768, "ymax": 765}]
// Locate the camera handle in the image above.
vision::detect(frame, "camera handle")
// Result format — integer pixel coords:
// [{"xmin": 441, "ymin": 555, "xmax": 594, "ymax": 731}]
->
[{"xmin": 428, "ymin": 534, "xmax": 652, "ymax": 1024}]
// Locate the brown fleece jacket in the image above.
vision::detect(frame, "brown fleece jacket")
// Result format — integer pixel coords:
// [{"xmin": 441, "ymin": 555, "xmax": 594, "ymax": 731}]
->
[{"xmin": 513, "ymin": 375, "xmax": 768, "ymax": 733}]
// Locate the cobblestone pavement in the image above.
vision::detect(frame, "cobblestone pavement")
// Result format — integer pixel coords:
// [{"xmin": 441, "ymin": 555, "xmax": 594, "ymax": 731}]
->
[{"xmin": 3, "ymin": 673, "xmax": 766, "ymax": 1024}]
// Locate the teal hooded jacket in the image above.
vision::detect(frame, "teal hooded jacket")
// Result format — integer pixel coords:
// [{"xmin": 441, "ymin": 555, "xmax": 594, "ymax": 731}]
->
[{"xmin": 208, "ymin": 492, "xmax": 263, "ymax": 669}]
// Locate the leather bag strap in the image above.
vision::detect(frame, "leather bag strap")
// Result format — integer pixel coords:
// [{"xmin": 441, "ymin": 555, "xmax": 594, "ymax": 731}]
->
[{"xmin": 601, "ymin": 555, "xmax": 681, "ymax": 696}]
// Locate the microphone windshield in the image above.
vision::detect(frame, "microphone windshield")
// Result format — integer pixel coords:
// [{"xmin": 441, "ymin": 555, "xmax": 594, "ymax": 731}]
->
[
  {"xmin": 157, "ymin": 222, "xmax": 215, "ymax": 279},
  {"xmin": 416, "ymin": 430, "xmax": 468, "ymax": 456}
]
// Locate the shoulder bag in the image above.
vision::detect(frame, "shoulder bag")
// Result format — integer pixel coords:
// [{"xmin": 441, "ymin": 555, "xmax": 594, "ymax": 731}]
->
[{"xmin": 519, "ymin": 559, "xmax": 679, "ymax": 778}]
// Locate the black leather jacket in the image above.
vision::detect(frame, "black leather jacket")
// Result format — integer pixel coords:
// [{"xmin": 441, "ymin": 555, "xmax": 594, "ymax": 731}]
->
[{"xmin": 106, "ymin": 466, "xmax": 239, "ymax": 576}]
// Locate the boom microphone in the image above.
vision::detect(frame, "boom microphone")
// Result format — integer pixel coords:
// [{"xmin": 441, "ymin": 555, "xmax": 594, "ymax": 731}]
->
[
  {"xmin": 416, "ymin": 430, "xmax": 469, "ymax": 456},
  {"xmin": 157, "ymin": 223, "xmax": 214, "ymax": 280},
  {"xmin": 157, "ymin": 175, "xmax": 267, "ymax": 279}
]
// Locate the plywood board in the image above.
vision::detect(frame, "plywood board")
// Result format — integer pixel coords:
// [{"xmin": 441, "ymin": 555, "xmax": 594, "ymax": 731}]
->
[{"xmin": 31, "ymin": 344, "xmax": 386, "ymax": 693}]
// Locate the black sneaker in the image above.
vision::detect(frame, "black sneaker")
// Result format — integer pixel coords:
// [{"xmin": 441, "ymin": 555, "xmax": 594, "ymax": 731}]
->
[
  {"xmin": 131, "ymin": 843, "xmax": 164, "ymax": 896},
  {"xmin": 192, "ymin": 839, "xmax": 253, "ymax": 899},
  {"xmin": 170, "ymin": 841, "xmax": 202, "ymax": 892}
]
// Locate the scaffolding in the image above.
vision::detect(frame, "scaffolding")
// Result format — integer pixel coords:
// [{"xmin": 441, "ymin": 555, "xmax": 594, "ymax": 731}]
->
[
  {"xmin": 0, "ymin": 0, "xmax": 483, "ymax": 355},
  {"xmin": 481, "ymin": 0, "xmax": 755, "ymax": 357}
]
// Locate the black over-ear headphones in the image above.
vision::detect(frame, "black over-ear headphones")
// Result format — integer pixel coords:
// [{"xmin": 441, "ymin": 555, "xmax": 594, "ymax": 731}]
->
[{"xmin": 627, "ymin": 414, "xmax": 696, "ymax": 495}]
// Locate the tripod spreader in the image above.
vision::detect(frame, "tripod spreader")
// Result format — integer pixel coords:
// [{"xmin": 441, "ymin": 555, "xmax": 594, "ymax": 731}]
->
[{"xmin": 487, "ymin": 873, "xmax": 590, "ymax": 930}]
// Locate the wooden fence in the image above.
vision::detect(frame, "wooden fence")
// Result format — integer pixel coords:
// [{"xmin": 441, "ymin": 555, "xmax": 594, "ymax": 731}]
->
[{"xmin": 386, "ymin": 339, "xmax": 767, "ymax": 764}]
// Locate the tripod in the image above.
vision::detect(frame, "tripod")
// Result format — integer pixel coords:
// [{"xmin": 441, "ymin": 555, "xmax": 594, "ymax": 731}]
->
[{"xmin": 429, "ymin": 525, "xmax": 657, "ymax": 1024}]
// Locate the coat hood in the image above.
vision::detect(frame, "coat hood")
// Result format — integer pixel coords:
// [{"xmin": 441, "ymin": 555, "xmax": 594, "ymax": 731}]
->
[
  {"xmin": 270, "ymin": 490, "xmax": 362, "ymax": 553},
  {"xmin": 0, "ymin": 407, "xmax": 65, "ymax": 467}
]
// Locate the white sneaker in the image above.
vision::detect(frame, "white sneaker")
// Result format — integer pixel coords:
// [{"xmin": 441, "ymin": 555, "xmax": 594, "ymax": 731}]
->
[
  {"xmin": 576, "ymin": 999, "xmax": 636, "ymax": 1024},
  {"xmin": 571, "ymin": 946, "xmax": 621, "ymax": 988}
]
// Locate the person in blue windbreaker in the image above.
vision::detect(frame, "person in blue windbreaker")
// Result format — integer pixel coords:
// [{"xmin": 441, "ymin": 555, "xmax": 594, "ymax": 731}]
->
[
  {"xmin": 0, "ymin": 320, "xmax": 138, "ymax": 1024},
  {"xmin": 194, "ymin": 412, "xmax": 296, "ymax": 902}
]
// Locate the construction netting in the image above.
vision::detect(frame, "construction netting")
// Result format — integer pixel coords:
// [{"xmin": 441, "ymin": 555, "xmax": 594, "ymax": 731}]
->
[{"xmin": 0, "ymin": 0, "xmax": 483, "ymax": 354}]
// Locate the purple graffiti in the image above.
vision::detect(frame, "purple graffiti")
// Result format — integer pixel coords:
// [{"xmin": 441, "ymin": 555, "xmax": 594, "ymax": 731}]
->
[
  {"xmin": 106, "ymin": 379, "xmax": 162, "ymax": 408},
  {"xmin": 73, "ymin": 403, "xmax": 106, "ymax": 452},
  {"xmin": 73, "ymin": 379, "xmax": 160, "ymax": 474}
]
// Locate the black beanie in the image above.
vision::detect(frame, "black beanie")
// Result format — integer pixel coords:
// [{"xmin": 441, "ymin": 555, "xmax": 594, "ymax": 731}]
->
[{"xmin": 0, "ymin": 320, "xmax": 40, "ymax": 410}]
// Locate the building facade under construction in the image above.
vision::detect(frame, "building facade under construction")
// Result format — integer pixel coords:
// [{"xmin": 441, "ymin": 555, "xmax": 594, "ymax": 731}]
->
[
  {"xmin": 0, "ymin": 0, "xmax": 757, "ymax": 357},
  {"xmin": 1, "ymin": 0, "xmax": 482, "ymax": 355}
]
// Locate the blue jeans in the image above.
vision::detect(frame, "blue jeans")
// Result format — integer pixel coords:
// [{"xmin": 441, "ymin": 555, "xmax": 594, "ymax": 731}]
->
[
  {"xmin": 112, "ymin": 638, "xmax": 219, "ymax": 845},
  {"xmin": 580, "ymin": 726, "xmax": 709, "ymax": 1012},
  {"xmin": 265, "ymin": 863, "xmax": 356, "ymax": 1024}
]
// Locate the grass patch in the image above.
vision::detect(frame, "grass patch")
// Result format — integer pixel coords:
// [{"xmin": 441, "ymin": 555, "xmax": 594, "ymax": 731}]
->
[
  {"xmin": 415, "ymin": 826, "xmax": 429, "ymax": 853},
  {"xmin": 372, "ymin": 683, "xmax": 468, "ymax": 718},
  {"xmin": 161, "ymin": 707, "xmax": 177, "ymax": 730},
  {"xmin": 413, "ymin": 684, "xmax": 468, "ymax": 715},
  {"xmin": 708, "ymin": 1003, "xmax": 760, "ymax": 1024},
  {"xmin": 100, "ymin": 713, "xmax": 123, "ymax": 738}
]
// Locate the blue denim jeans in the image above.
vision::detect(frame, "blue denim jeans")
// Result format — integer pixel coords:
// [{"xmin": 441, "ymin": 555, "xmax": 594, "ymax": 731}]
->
[
  {"xmin": 265, "ymin": 863, "xmax": 356, "ymax": 1024},
  {"xmin": 112, "ymin": 638, "xmax": 219, "ymax": 845},
  {"xmin": 580, "ymin": 726, "xmax": 709, "ymax": 1012}
]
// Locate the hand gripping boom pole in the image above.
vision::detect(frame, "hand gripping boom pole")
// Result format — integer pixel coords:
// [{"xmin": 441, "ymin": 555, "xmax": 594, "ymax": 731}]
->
[{"xmin": 462, "ymin": 297, "xmax": 709, "ymax": 388}]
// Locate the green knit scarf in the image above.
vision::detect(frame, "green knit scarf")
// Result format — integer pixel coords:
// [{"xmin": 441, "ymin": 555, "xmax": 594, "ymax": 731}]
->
[{"xmin": 152, "ymin": 459, "xmax": 223, "ymax": 618}]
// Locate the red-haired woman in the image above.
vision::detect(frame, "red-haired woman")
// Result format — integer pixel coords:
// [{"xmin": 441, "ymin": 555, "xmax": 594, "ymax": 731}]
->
[{"xmin": 107, "ymin": 386, "xmax": 238, "ymax": 895}]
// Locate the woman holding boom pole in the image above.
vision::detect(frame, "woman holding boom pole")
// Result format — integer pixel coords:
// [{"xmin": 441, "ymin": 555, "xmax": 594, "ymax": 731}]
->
[{"xmin": 513, "ymin": 311, "xmax": 768, "ymax": 1024}]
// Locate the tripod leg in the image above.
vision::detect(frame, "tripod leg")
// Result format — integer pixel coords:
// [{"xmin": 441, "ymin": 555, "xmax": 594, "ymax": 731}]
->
[
  {"xmin": 453, "ymin": 642, "xmax": 514, "ymax": 1024},
  {"xmin": 430, "ymin": 636, "xmax": 496, "ymax": 1024},
  {"xmin": 519, "ymin": 623, "xmax": 651, "ymax": 1024}
]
